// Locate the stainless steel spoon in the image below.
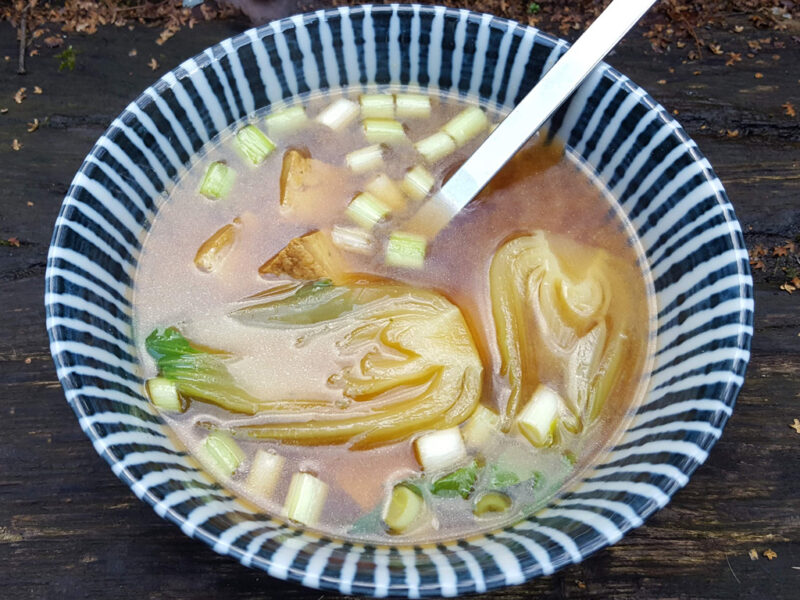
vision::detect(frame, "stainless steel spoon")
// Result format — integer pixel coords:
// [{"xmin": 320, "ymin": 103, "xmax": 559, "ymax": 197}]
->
[{"xmin": 404, "ymin": 0, "xmax": 659, "ymax": 239}]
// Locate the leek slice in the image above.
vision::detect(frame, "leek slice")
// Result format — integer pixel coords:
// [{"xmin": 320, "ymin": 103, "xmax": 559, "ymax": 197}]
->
[
  {"xmin": 383, "ymin": 484, "xmax": 424, "ymax": 534},
  {"xmin": 145, "ymin": 377, "xmax": 182, "ymax": 412},
  {"xmin": 385, "ymin": 231, "xmax": 427, "ymax": 269},
  {"xmin": 360, "ymin": 93, "xmax": 395, "ymax": 118},
  {"xmin": 461, "ymin": 404, "xmax": 499, "ymax": 448},
  {"xmin": 395, "ymin": 94, "xmax": 431, "ymax": 119},
  {"xmin": 400, "ymin": 165, "xmax": 434, "ymax": 201},
  {"xmin": 201, "ymin": 430, "xmax": 245, "ymax": 476},
  {"xmin": 315, "ymin": 98, "xmax": 359, "ymax": 131},
  {"xmin": 346, "ymin": 192, "xmax": 391, "ymax": 230},
  {"xmin": 414, "ymin": 131, "xmax": 456, "ymax": 163},
  {"xmin": 414, "ymin": 427, "xmax": 467, "ymax": 472},
  {"xmin": 284, "ymin": 472, "xmax": 328, "ymax": 526},
  {"xmin": 331, "ymin": 225, "xmax": 375, "ymax": 255},
  {"xmin": 441, "ymin": 106, "xmax": 488, "ymax": 147},
  {"xmin": 345, "ymin": 144, "xmax": 384, "ymax": 174},
  {"xmin": 246, "ymin": 449, "xmax": 285, "ymax": 498},
  {"xmin": 235, "ymin": 125, "xmax": 276, "ymax": 164},
  {"xmin": 362, "ymin": 118, "xmax": 407, "ymax": 145},
  {"xmin": 517, "ymin": 384, "xmax": 561, "ymax": 447},
  {"xmin": 199, "ymin": 161, "xmax": 235, "ymax": 200},
  {"xmin": 365, "ymin": 174, "xmax": 406, "ymax": 211},
  {"xmin": 264, "ymin": 105, "xmax": 308, "ymax": 136},
  {"xmin": 473, "ymin": 492, "xmax": 511, "ymax": 516}
]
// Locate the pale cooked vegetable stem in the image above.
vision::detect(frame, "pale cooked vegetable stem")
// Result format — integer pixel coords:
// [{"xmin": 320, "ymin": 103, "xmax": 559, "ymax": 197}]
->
[
  {"xmin": 331, "ymin": 225, "xmax": 375, "ymax": 255},
  {"xmin": 345, "ymin": 144, "xmax": 384, "ymax": 174},
  {"xmin": 365, "ymin": 173, "xmax": 406, "ymax": 211},
  {"xmin": 395, "ymin": 93, "xmax": 431, "ymax": 119},
  {"xmin": 145, "ymin": 377, "xmax": 182, "ymax": 412},
  {"xmin": 202, "ymin": 430, "xmax": 245, "ymax": 476},
  {"xmin": 360, "ymin": 93, "xmax": 395, "ymax": 118},
  {"xmin": 235, "ymin": 125, "xmax": 276, "ymax": 164},
  {"xmin": 414, "ymin": 427, "xmax": 466, "ymax": 472},
  {"xmin": 345, "ymin": 192, "xmax": 391, "ymax": 230},
  {"xmin": 462, "ymin": 404, "xmax": 500, "ymax": 448},
  {"xmin": 517, "ymin": 384, "xmax": 561, "ymax": 447},
  {"xmin": 264, "ymin": 105, "xmax": 308, "ymax": 136},
  {"xmin": 474, "ymin": 492, "xmax": 512, "ymax": 516},
  {"xmin": 385, "ymin": 231, "xmax": 427, "ymax": 269},
  {"xmin": 246, "ymin": 449, "xmax": 285, "ymax": 498},
  {"xmin": 315, "ymin": 97, "xmax": 359, "ymax": 131},
  {"xmin": 401, "ymin": 165, "xmax": 434, "ymax": 201},
  {"xmin": 199, "ymin": 161, "xmax": 235, "ymax": 200},
  {"xmin": 363, "ymin": 118, "xmax": 407, "ymax": 145},
  {"xmin": 414, "ymin": 131, "xmax": 456, "ymax": 163},
  {"xmin": 384, "ymin": 484, "xmax": 424, "ymax": 533},
  {"xmin": 441, "ymin": 106, "xmax": 489, "ymax": 147},
  {"xmin": 284, "ymin": 472, "xmax": 328, "ymax": 526}
]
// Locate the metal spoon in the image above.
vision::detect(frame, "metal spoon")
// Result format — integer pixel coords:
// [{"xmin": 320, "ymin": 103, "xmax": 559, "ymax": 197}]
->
[{"xmin": 404, "ymin": 0, "xmax": 658, "ymax": 239}]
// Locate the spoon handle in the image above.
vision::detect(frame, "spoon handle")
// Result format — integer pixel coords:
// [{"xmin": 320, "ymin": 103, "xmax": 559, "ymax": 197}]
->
[{"xmin": 405, "ymin": 0, "xmax": 658, "ymax": 239}]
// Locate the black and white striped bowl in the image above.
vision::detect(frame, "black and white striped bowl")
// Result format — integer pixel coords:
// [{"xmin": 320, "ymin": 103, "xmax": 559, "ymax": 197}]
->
[{"xmin": 45, "ymin": 4, "xmax": 753, "ymax": 596}]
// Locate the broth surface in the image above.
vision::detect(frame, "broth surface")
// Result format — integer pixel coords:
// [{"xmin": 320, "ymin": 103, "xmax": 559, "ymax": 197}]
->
[{"xmin": 133, "ymin": 89, "xmax": 654, "ymax": 543}]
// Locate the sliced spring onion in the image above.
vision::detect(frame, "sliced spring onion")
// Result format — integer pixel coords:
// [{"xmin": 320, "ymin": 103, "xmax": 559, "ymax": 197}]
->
[
  {"xmin": 462, "ymin": 404, "xmax": 500, "ymax": 448},
  {"xmin": 331, "ymin": 225, "xmax": 375, "ymax": 255},
  {"xmin": 246, "ymin": 449, "xmax": 285, "ymax": 498},
  {"xmin": 441, "ymin": 106, "xmax": 489, "ymax": 147},
  {"xmin": 517, "ymin": 384, "xmax": 561, "ymax": 447},
  {"xmin": 400, "ymin": 165, "xmax": 435, "ymax": 202},
  {"xmin": 145, "ymin": 377, "xmax": 182, "ymax": 412},
  {"xmin": 414, "ymin": 427, "xmax": 467, "ymax": 472},
  {"xmin": 264, "ymin": 105, "xmax": 308, "ymax": 136},
  {"xmin": 365, "ymin": 173, "xmax": 406, "ymax": 211},
  {"xmin": 284, "ymin": 472, "xmax": 328, "ymax": 526},
  {"xmin": 199, "ymin": 161, "xmax": 235, "ymax": 200},
  {"xmin": 359, "ymin": 93, "xmax": 395, "ymax": 118},
  {"xmin": 414, "ymin": 131, "xmax": 456, "ymax": 163},
  {"xmin": 385, "ymin": 231, "xmax": 427, "ymax": 269},
  {"xmin": 315, "ymin": 97, "xmax": 359, "ymax": 131},
  {"xmin": 431, "ymin": 460, "xmax": 480, "ymax": 499},
  {"xmin": 235, "ymin": 125, "xmax": 276, "ymax": 165},
  {"xmin": 201, "ymin": 430, "xmax": 245, "ymax": 476},
  {"xmin": 383, "ymin": 484, "xmax": 424, "ymax": 534},
  {"xmin": 345, "ymin": 144, "xmax": 385, "ymax": 174},
  {"xmin": 395, "ymin": 93, "xmax": 431, "ymax": 119},
  {"xmin": 362, "ymin": 118, "xmax": 407, "ymax": 145},
  {"xmin": 194, "ymin": 220, "xmax": 238, "ymax": 273},
  {"xmin": 345, "ymin": 192, "xmax": 391, "ymax": 230},
  {"xmin": 473, "ymin": 492, "xmax": 512, "ymax": 516}
]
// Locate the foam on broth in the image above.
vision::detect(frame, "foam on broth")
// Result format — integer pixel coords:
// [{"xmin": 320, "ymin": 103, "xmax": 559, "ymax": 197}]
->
[{"xmin": 133, "ymin": 89, "xmax": 654, "ymax": 543}]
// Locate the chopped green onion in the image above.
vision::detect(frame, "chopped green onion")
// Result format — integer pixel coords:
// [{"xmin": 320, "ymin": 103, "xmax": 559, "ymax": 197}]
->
[
  {"xmin": 145, "ymin": 377, "xmax": 183, "ymax": 412},
  {"xmin": 441, "ymin": 106, "xmax": 489, "ymax": 147},
  {"xmin": 235, "ymin": 124, "xmax": 276, "ymax": 165},
  {"xmin": 462, "ymin": 404, "xmax": 500, "ymax": 448},
  {"xmin": 345, "ymin": 192, "xmax": 391, "ymax": 230},
  {"xmin": 430, "ymin": 460, "xmax": 480, "ymax": 499},
  {"xmin": 400, "ymin": 165, "xmax": 434, "ymax": 201},
  {"xmin": 246, "ymin": 449, "xmax": 285, "ymax": 498},
  {"xmin": 345, "ymin": 144, "xmax": 385, "ymax": 174},
  {"xmin": 331, "ymin": 225, "xmax": 375, "ymax": 255},
  {"xmin": 201, "ymin": 430, "xmax": 245, "ymax": 476},
  {"xmin": 414, "ymin": 427, "xmax": 466, "ymax": 472},
  {"xmin": 315, "ymin": 98, "xmax": 359, "ymax": 131},
  {"xmin": 517, "ymin": 384, "xmax": 561, "ymax": 447},
  {"xmin": 395, "ymin": 93, "xmax": 431, "ymax": 119},
  {"xmin": 365, "ymin": 173, "xmax": 406, "ymax": 211},
  {"xmin": 264, "ymin": 105, "xmax": 308, "ymax": 136},
  {"xmin": 362, "ymin": 118, "xmax": 407, "ymax": 145},
  {"xmin": 359, "ymin": 93, "xmax": 395, "ymax": 118},
  {"xmin": 199, "ymin": 161, "xmax": 235, "ymax": 200},
  {"xmin": 383, "ymin": 484, "xmax": 424, "ymax": 534},
  {"xmin": 385, "ymin": 231, "xmax": 427, "ymax": 269},
  {"xmin": 414, "ymin": 131, "xmax": 456, "ymax": 163},
  {"xmin": 284, "ymin": 472, "xmax": 328, "ymax": 526},
  {"xmin": 473, "ymin": 492, "xmax": 512, "ymax": 516}
]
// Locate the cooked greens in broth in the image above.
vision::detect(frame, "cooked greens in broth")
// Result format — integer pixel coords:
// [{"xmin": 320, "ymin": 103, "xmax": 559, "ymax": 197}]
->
[{"xmin": 134, "ymin": 89, "xmax": 653, "ymax": 543}]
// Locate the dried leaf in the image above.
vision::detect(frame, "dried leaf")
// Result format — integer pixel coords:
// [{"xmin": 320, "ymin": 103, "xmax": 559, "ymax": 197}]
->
[
  {"xmin": 734, "ymin": 26, "xmax": 744, "ymax": 33},
  {"xmin": 790, "ymin": 419, "xmax": 800, "ymax": 434},
  {"xmin": 725, "ymin": 52, "xmax": 742, "ymax": 66},
  {"xmin": 726, "ymin": 129, "xmax": 740, "ymax": 138},
  {"xmin": 44, "ymin": 36, "xmax": 64, "ymax": 48},
  {"xmin": 755, "ymin": 72, "xmax": 764, "ymax": 79},
  {"xmin": 748, "ymin": 548, "xmax": 759, "ymax": 560},
  {"xmin": 657, "ymin": 79, "xmax": 667, "ymax": 85},
  {"xmin": 148, "ymin": 58, "xmax": 159, "ymax": 71},
  {"xmin": 26, "ymin": 118, "xmax": 39, "ymax": 133},
  {"xmin": 7, "ymin": 237, "xmax": 20, "ymax": 247},
  {"xmin": 779, "ymin": 283, "xmax": 796, "ymax": 294},
  {"xmin": 773, "ymin": 245, "xmax": 789, "ymax": 257},
  {"xmin": 763, "ymin": 549, "xmax": 777, "ymax": 560},
  {"xmin": 783, "ymin": 102, "xmax": 797, "ymax": 118},
  {"xmin": 14, "ymin": 88, "xmax": 26, "ymax": 104},
  {"xmin": 792, "ymin": 277, "xmax": 800, "ymax": 288},
  {"xmin": 709, "ymin": 43, "xmax": 723, "ymax": 55},
  {"xmin": 33, "ymin": 86, "xmax": 42, "ymax": 95},
  {"xmin": 0, "ymin": 108, "xmax": 8, "ymax": 115},
  {"xmin": 750, "ymin": 259, "xmax": 765, "ymax": 271},
  {"xmin": 11, "ymin": 139, "xmax": 21, "ymax": 151},
  {"xmin": 128, "ymin": 49, "xmax": 137, "ymax": 57}
]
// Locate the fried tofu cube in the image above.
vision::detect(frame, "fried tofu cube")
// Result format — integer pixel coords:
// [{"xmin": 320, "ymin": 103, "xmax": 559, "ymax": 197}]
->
[{"xmin": 258, "ymin": 230, "xmax": 348, "ymax": 283}]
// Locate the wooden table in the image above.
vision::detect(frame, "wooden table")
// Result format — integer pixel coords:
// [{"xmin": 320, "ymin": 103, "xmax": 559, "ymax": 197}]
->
[{"xmin": 1, "ymin": 9, "xmax": 798, "ymax": 600}]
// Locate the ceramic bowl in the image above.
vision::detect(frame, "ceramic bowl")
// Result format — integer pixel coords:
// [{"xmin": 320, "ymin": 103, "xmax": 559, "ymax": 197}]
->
[{"xmin": 45, "ymin": 4, "xmax": 753, "ymax": 596}]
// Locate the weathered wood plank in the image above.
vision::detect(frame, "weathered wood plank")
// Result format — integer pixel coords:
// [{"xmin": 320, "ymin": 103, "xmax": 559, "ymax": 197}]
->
[{"xmin": 0, "ymin": 12, "xmax": 798, "ymax": 600}]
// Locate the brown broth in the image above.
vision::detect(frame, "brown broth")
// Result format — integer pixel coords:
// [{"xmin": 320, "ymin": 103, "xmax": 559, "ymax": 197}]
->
[{"xmin": 133, "ymin": 89, "xmax": 654, "ymax": 543}]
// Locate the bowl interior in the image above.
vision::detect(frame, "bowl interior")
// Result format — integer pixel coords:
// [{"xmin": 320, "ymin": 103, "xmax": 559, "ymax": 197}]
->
[{"xmin": 45, "ymin": 4, "xmax": 753, "ymax": 597}]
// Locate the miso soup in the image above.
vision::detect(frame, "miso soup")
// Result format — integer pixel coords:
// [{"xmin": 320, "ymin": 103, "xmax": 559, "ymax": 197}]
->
[{"xmin": 133, "ymin": 89, "xmax": 654, "ymax": 543}]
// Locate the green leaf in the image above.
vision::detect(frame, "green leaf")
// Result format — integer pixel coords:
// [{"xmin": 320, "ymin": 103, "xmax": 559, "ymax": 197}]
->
[
  {"xmin": 488, "ymin": 465, "xmax": 521, "ymax": 489},
  {"xmin": 348, "ymin": 502, "xmax": 385, "ymax": 536},
  {"xmin": 431, "ymin": 460, "xmax": 481, "ymax": 499},
  {"xmin": 527, "ymin": 2, "xmax": 541, "ymax": 15},
  {"xmin": 56, "ymin": 46, "xmax": 77, "ymax": 72}
]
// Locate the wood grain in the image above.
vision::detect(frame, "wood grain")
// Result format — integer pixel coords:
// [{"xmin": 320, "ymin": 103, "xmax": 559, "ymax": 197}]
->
[{"xmin": 1, "ymin": 11, "xmax": 798, "ymax": 600}]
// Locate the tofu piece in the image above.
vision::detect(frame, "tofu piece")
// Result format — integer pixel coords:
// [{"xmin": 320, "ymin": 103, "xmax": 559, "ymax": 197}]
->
[
  {"xmin": 258, "ymin": 230, "xmax": 348, "ymax": 283},
  {"xmin": 280, "ymin": 149, "xmax": 348, "ymax": 222}
]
